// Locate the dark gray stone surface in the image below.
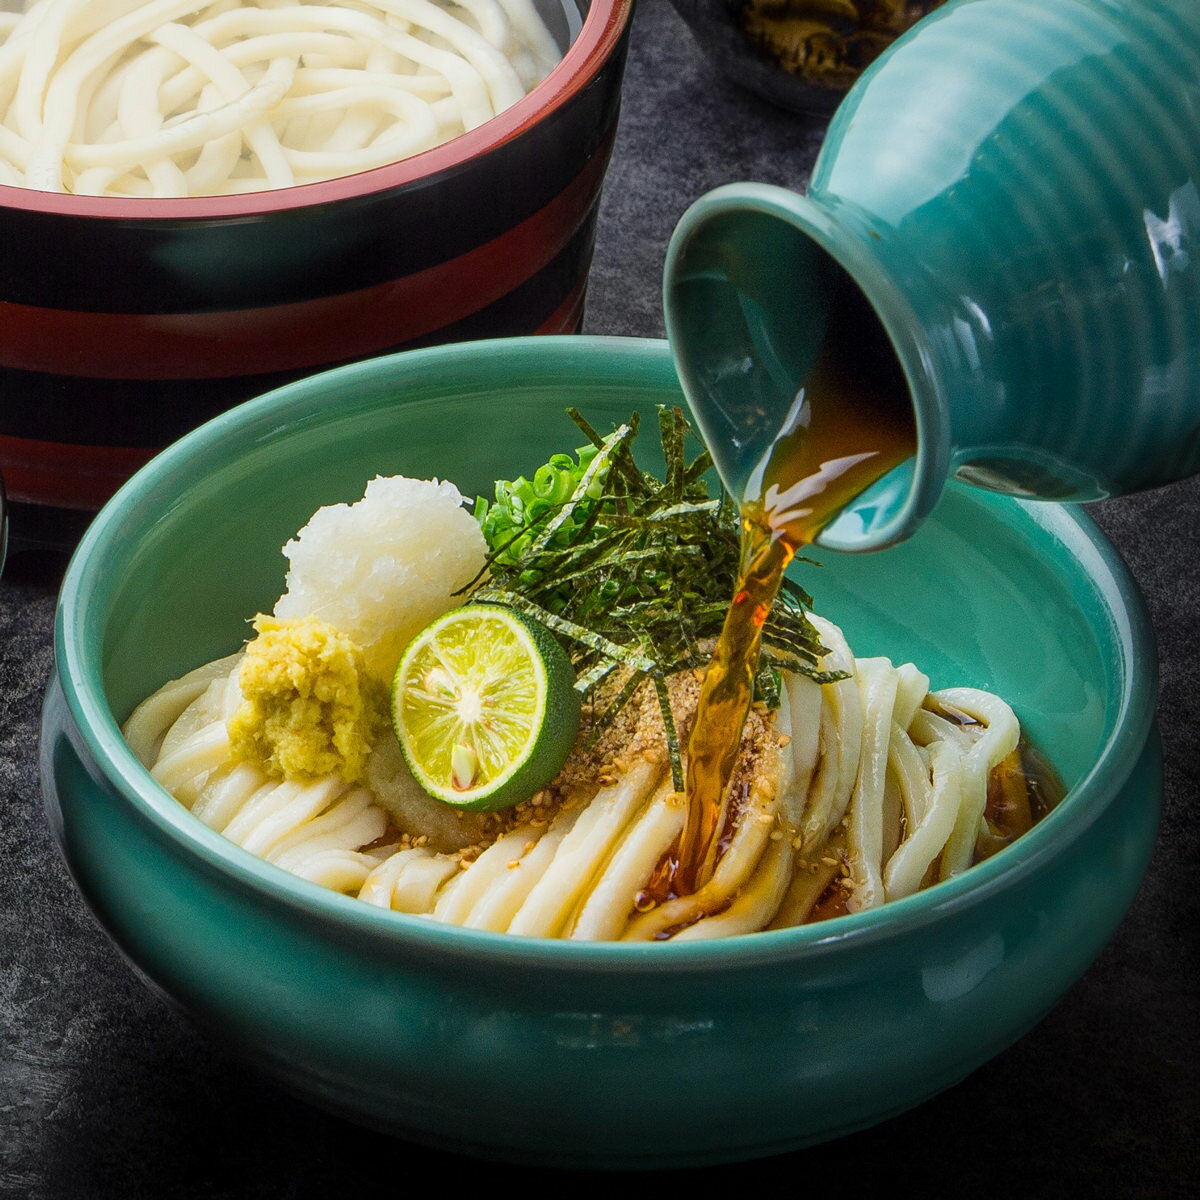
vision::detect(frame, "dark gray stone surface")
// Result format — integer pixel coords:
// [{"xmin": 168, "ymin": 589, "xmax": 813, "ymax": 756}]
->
[{"xmin": 1, "ymin": 1, "xmax": 1196, "ymax": 1194}]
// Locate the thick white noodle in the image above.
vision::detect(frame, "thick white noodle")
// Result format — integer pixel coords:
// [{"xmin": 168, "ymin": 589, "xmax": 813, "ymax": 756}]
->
[
  {"xmin": 506, "ymin": 759, "xmax": 661, "ymax": 938},
  {"xmin": 358, "ymin": 846, "xmax": 460, "ymax": 911},
  {"xmin": 930, "ymin": 688, "xmax": 1020, "ymax": 879},
  {"xmin": 777, "ymin": 670, "xmax": 820, "ymax": 825},
  {"xmin": 457, "ymin": 821, "xmax": 575, "ymax": 931},
  {"xmin": 670, "ymin": 837, "xmax": 793, "ymax": 941},
  {"xmin": 0, "ymin": 0, "xmax": 562, "ymax": 195},
  {"xmin": 798, "ymin": 613, "xmax": 863, "ymax": 851},
  {"xmin": 125, "ymin": 655, "xmax": 388, "ymax": 894},
  {"xmin": 24, "ymin": 0, "xmax": 214, "ymax": 190},
  {"xmin": 148, "ymin": 21, "xmax": 296, "ymax": 189},
  {"xmin": 116, "ymin": 35, "xmax": 187, "ymax": 196},
  {"xmin": 882, "ymin": 738, "xmax": 963, "ymax": 900},
  {"xmin": 495, "ymin": 0, "xmax": 559, "ymax": 79},
  {"xmin": 844, "ymin": 657, "xmax": 900, "ymax": 912},
  {"xmin": 568, "ymin": 784, "xmax": 684, "ymax": 940},
  {"xmin": 620, "ymin": 745, "xmax": 786, "ymax": 942},
  {"xmin": 123, "ymin": 616, "xmax": 1026, "ymax": 939},
  {"xmin": 768, "ymin": 829, "xmax": 845, "ymax": 929}
]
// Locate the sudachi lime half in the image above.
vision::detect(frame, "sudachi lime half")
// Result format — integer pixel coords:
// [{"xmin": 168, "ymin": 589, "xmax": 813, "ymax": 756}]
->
[{"xmin": 391, "ymin": 604, "xmax": 581, "ymax": 811}]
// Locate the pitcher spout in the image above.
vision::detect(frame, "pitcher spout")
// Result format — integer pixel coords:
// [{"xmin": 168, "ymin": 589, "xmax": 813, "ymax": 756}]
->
[{"xmin": 664, "ymin": 183, "xmax": 955, "ymax": 553}]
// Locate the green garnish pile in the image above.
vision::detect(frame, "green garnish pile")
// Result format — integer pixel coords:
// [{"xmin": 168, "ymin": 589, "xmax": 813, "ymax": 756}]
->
[{"xmin": 469, "ymin": 408, "xmax": 838, "ymax": 789}]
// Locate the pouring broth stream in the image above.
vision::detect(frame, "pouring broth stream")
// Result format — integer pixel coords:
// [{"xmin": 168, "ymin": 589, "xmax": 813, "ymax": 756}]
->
[{"xmin": 654, "ymin": 276, "xmax": 919, "ymax": 899}]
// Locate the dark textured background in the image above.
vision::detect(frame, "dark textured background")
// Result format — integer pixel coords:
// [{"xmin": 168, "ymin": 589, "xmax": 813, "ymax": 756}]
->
[{"xmin": 1, "ymin": 1, "xmax": 1197, "ymax": 1194}]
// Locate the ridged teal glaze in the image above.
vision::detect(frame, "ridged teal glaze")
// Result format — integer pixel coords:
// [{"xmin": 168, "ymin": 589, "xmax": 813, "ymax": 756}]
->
[
  {"xmin": 664, "ymin": 0, "xmax": 1200, "ymax": 551},
  {"xmin": 41, "ymin": 337, "xmax": 1160, "ymax": 1166}
]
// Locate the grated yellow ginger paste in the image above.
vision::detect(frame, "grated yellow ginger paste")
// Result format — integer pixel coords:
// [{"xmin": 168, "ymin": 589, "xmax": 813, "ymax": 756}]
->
[{"xmin": 228, "ymin": 614, "xmax": 388, "ymax": 783}]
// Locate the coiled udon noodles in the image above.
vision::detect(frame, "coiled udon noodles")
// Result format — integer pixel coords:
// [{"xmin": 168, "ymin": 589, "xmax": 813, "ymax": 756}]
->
[
  {"xmin": 124, "ymin": 612, "xmax": 1022, "ymax": 941},
  {"xmin": 0, "ymin": 0, "xmax": 563, "ymax": 195}
]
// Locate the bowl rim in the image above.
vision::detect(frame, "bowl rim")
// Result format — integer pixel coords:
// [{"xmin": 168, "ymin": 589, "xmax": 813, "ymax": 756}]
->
[
  {"xmin": 0, "ymin": 0, "xmax": 632, "ymax": 221},
  {"xmin": 50, "ymin": 335, "xmax": 1159, "ymax": 973}
]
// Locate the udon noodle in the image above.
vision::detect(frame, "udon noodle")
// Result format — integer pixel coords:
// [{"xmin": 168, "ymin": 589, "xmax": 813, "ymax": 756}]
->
[
  {"xmin": 0, "ymin": 0, "xmax": 563, "ymax": 196},
  {"xmin": 125, "ymin": 614, "xmax": 1025, "ymax": 940}
]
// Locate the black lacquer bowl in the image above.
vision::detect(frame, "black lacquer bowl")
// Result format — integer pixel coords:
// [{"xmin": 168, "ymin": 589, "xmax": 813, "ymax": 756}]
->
[{"xmin": 0, "ymin": 0, "xmax": 632, "ymax": 536}]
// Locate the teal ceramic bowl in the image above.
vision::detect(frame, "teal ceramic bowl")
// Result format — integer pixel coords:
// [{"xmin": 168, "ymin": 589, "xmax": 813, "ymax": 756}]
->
[{"xmin": 41, "ymin": 336, "xmax": 1160, "ymax": 1169}]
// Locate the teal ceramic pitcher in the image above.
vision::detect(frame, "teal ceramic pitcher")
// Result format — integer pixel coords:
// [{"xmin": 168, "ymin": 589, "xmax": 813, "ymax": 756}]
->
[{"xmin": 663, "ymin": 0, "xmax": 1200, "ymax": 551}]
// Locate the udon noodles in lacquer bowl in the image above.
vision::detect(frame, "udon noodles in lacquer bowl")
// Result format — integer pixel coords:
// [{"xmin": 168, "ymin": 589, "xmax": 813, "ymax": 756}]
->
[
  {"xmin": 0, "ymin": 0, "xmax": 631, "ymax": 537},
  {"xmin": 40, "ymin": 336, "xmax": 1160, "ymax": 1168}
]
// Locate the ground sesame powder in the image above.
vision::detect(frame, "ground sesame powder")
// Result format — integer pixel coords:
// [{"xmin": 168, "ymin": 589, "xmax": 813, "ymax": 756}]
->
[{"xmin": 436, "ymin": 669, "xmax": 783, "ymax": 864}]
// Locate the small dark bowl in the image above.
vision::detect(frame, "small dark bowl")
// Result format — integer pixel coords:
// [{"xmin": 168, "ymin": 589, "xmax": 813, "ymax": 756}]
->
[
  {"xmin": 669, "ymin": 0, "xmax": 944, "ymax": 115},
  {"xmin": 0, "ymin": 0, "xmax": 632, "ymax": 533}
]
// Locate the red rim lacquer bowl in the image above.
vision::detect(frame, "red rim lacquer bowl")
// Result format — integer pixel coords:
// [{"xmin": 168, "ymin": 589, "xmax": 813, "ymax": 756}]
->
[{"xmin": 0, "ymin": 0, "xmax": 633, "ymax": 522}]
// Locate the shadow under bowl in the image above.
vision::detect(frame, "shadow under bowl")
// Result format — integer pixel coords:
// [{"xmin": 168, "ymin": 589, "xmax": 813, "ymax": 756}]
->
[
  {"xmin": 0, "ymin": 0, "xmax": 632, "ymax": 535},
  {"xmin": 41, "ymin": 335, "xmax": 1160, "ymax": 1168}
]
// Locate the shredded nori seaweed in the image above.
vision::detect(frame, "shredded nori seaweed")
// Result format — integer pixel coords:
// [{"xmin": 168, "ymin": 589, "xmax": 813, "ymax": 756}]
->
[{"xmin": 467, "ymin": 407, "xmax": 843, "ymax": 789}]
